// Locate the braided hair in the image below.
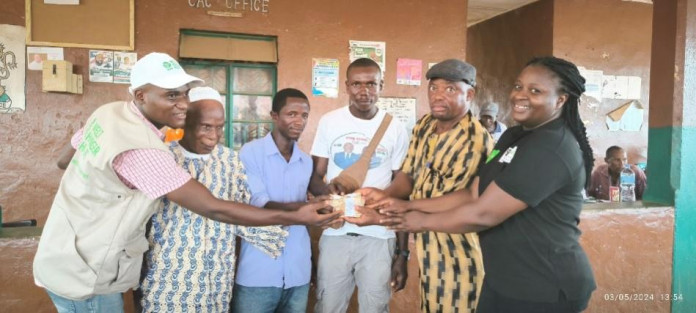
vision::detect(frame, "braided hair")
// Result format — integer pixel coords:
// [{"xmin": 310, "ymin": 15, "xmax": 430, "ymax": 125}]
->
[{"xmin": 526, "ymin": 56, "xmax": 594, "ymax": 187}]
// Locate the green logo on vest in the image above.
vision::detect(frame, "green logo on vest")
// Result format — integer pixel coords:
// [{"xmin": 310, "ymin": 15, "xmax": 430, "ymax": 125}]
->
[{"xmin": 74, "ymin": 119, "xmax": 104, "ymax": 179}]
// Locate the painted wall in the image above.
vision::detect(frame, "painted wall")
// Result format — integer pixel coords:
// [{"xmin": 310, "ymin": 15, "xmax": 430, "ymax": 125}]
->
[
  {"xmin": 580, "ymin": 207, "xmax": 674, "ymax": 313},
  {"xmin": 466, "ymin": 0, "xmax": 554, "ymax": 124},
  {"xmin": 0, "ymin": 0, "xmax": 469, "ymax": 226},
  {"xmin": 644, "ymin": 0, "xmax": 678, "ymax": 204},
  {"xmin": 0, "ymin": 236, "xmax": 135, "ymax": 313},
  {"xmin": 650, "ymin": 0, "xmax": 696, "ymax": 311},
  {"xmin": 553, "ymin": 0, "xmax": 653, "ymax": 165}
]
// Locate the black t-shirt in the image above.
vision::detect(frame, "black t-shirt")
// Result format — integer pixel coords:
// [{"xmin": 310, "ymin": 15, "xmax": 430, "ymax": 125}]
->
[{"xmin": 477, "ymin": 118, "xmax": 596, "ymax": 302}]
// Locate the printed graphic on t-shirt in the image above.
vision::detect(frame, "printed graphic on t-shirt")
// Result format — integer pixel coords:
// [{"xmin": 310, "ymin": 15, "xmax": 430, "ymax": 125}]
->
[
  {"xmin": 499, "ymin": 146, "xmax": 517, "ymax": 164},
  {"xmin": 330, "ymin": 132, "xmax": 388, "ymax": 170}
]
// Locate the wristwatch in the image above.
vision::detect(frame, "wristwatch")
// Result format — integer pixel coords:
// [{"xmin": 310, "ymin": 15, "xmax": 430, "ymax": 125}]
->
[{"xmin": 395, "ymin": 248, "xmax": 410, "ymax": 260}]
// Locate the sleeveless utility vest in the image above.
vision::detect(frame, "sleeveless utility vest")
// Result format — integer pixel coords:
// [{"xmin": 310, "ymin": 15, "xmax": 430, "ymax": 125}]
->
[{"xmin": 33, "ymin": 101, "xmax": 171, "ymax": 300}]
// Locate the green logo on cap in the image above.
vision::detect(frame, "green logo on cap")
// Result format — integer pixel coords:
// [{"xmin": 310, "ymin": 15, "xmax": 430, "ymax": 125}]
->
[{"xmin": 162, "ymin": 60, "xmax": 182, "ymax": 71}]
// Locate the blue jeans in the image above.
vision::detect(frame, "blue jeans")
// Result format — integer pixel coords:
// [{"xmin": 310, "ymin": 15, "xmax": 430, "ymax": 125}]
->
[
  {"xmin": 46, "ymin": 289, "xmax": 124, "ymax": 313},
  {"xmin": 231, "ymin": 283, "xmax": 310, "ymax": 313}
]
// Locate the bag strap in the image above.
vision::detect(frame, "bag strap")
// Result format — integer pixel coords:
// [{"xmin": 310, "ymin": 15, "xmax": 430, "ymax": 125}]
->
[
  {"xmin": 328, "ymin": 113, "xmax": 393, "ymax": 192},
  {"xmin": 357, "ymin": 113, "xmax": 392, "ymax": 162}
]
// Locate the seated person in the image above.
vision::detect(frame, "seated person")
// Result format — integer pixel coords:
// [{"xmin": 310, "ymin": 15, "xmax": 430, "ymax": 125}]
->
[
  {"xmin": 478, "ymin": 101, "xmax": 506, "ymax": 142},
  {"xmin": 587, "ymin": 145, "xmax": 647, "ymax": 200}
]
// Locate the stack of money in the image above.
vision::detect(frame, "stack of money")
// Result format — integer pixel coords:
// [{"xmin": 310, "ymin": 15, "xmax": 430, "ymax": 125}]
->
[{"xmin": 329, "ymin": 193, "xmax": 364, "ymax": 217}]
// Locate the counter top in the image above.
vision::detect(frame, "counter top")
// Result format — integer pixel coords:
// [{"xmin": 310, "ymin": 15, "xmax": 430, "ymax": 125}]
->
[
  {"xmin": 581, "ymin": 200, "xmax": 670, "ymax": 211},
  {"xmin": 0, "ymin": 227, "xmax": 42, "ymax": 239}
]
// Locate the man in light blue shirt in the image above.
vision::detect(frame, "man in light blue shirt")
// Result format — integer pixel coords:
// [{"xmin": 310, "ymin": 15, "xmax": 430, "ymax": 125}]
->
[{"xmin": 234, "ymin": 88, "xmax": 314, "ymax": 313}]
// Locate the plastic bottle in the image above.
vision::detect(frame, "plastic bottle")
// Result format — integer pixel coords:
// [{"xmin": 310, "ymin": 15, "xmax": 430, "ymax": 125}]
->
[{"xmin": 620, "ymin": 164, "xmax": 636, "ymax": 202}]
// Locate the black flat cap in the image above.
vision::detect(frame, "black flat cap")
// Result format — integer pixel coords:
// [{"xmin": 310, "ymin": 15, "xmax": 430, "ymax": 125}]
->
[{"xmin": 426, "ymin": 59, "xmax": 477, "ymax": 87}]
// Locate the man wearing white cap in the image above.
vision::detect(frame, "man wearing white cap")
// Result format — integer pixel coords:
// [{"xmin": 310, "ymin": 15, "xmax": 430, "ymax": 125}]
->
[
  {"xmin": 139, "ymin": 87, "xmax": 287, "ymax": 312},
  {"xmin": 34, "ymin": 53, "xmax": 339, "ymax": 313}
]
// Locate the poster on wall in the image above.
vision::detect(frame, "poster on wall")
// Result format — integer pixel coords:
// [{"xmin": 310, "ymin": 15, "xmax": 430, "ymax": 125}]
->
[
  {"xmin": 396, "ymin": 58, "xmax": 422, "ymax": 86},
  {"xmin": 376, "ymin": 97, "xmax": 417, "ymax": 133},
  {"xmin": 577, "ymin": 66, "xmax": 603, "ymax": 102},
  {"xmin": 605, "ymin": 100, "xmax": 644, "ymax": 131},
  {"xmin": 27, "ymin": 46, "xmax": 64, "ymax": 71},
  {"xmin": 601, "ymin": 75, "xmax": 641, "ymax": 100},
  {"xmin": 311, "ymin": 58, "xmax": 339, "ymax": 98},
  {"xmin": 627, "ymin": 76, "xmax": 642, "ymax": 99},
  {"xmin": 89, "ymin": 50, "xmax": 114, "ymax": 83},
  {"xmin": 349, "ymin": 40, "xmax": 386, "ymax": 72},
  {"xmin": 0, "ymin": 24, "xmax": 26, "ymax": 114},
  {"xmin": 113, "ymin": 52, "xmax": 137, "ymax": 84},
  {"xmin": 603, "ymin": 75, "xmax": 628, "ymax": 99}
]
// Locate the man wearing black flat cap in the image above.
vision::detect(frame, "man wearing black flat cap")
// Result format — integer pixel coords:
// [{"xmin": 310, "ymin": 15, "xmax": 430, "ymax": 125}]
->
[{"xmin": 349, "ymin": 59, "xmax": 494, "ymax": 312}]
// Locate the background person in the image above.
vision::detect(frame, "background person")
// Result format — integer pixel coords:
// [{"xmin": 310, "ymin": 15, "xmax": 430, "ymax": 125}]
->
[
  {"xmin": 587, "ymin": 145, "xmax": 647, "ymax": 200},
  {"xmin": 479, "ymin": 101, "xmax": 507, "ymax": 142}
]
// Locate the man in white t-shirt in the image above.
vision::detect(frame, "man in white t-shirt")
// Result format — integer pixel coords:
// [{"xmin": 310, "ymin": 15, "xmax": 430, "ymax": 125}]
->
[{"xmin": 309, "ymin": 58, "xmax": 410, "ymax": 313}]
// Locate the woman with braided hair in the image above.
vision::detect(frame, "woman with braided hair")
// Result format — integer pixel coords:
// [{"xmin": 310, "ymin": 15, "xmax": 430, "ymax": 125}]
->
[{"xmin": 369, "ymin": 56, "xmax": 596, "ymax": 312}]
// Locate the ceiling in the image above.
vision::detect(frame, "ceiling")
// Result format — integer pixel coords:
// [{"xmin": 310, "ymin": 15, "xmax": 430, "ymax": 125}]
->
[
  {"xmin": 467, "ymin": 0, "xmax": 539, "ymax": 26},
  {"xmin": 467, "ymin": 0, "xmax": 653, "ymax": 26}
]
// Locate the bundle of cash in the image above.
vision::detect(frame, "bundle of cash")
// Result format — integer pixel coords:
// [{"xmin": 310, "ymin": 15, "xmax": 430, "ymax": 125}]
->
[{"xmin": 329, "ymin": 193, "xmax": 364, "ymax": 218}]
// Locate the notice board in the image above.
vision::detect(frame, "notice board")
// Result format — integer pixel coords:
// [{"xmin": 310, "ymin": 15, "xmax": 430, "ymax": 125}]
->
[{"xmin": 26, "ymin": 0, "xmax": 134, "ymax": 50}]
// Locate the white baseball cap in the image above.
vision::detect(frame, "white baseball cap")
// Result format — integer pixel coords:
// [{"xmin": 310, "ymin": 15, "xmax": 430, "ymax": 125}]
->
[
  {"xmin": 189, "ymin": 86, "xmax": 223, "ymax": 105},
  {"xmin": 129, "ymin": 52, "xmax": 202, "ymax": 91}
]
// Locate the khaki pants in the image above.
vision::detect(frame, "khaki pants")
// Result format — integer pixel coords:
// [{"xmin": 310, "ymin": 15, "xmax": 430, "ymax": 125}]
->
[{"xmin": 314, "ymin": 234, "xmax": 395, "ymax": 313}]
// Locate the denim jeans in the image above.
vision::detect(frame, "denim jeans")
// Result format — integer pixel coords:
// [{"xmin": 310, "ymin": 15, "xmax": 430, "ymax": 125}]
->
[
  {"xmin": 231, "ymin": 283, "xmax": 310, "ymax": 313},
  {"xmin": 46, "ymin": 289, "xmax": 124, "ymax": 313}
]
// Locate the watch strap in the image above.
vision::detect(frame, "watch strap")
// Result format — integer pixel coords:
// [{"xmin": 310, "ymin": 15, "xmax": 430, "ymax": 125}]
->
[{"xmin": 395, "ymin": 248, "xmax": 410, "ymax": 259}]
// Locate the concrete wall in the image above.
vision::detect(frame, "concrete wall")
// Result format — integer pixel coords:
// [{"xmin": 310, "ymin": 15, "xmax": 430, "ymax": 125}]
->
[
  {"xmin": 0, "ymin": 235, "xmax": 135, "ymax": 313},
  {"xmin": 580, "ymin": 206, "xmax": 673, "ymax": 313},
  {"xmin": 649, "ymin": 1, "xmax": 696, "ymax": 310},
  {"xmin": 553, "ymin": 0, "xmax": 653, "ymax": 164},
  {"xmin": 0, "ymin": 238, "xmax": 52, "ymax": 312},
  {"xmin": 466, "ymin": 0, "xmax": 554, "ymax": 123},
  {"xmin": 0, "ymin": 0, "xmax": 469, "ymax": 225}
]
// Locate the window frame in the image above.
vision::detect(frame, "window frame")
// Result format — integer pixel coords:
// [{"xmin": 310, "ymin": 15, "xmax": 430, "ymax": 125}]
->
[{"xmin": 180, "ymin": 60, "xmax": 277, "ymax": 149}]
